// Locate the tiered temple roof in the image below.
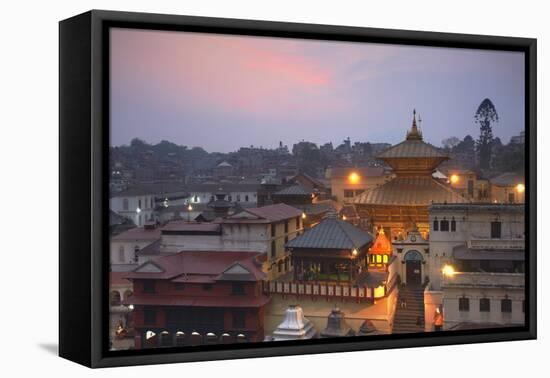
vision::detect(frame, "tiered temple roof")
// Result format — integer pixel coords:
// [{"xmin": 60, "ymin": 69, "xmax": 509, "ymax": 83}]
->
[{"xmin": 354, "ymin": 110, "xmax": 468, "ymax": 207}]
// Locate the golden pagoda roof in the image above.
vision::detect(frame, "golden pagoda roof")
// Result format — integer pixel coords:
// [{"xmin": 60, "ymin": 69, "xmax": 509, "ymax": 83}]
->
[
  {"xmin": 353, "ymin": 176, "xmax": 469, "ymax": 206},
  {"xmin": 377, "ymin": 110, "xmax": 448, "ymax": 160},
  {"xmin": 369, "ymin": 228, "xmax": 392, "ymax": 255}
]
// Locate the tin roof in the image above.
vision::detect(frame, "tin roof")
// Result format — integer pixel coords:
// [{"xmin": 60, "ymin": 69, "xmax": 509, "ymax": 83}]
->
[
  {"xmin": 353, "ymin": 176, "xmax": 468, "ymax": 206},
  {"xmin": 287, "ymin": 217, "xmax": 373, "ymax": 250},
  {"xmin": 274, "ymin": 185, "xmax": 313, "ymax": 196}
]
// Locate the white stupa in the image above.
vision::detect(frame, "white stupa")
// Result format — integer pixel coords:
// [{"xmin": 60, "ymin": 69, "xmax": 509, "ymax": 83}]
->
[{"xmin": 271, "ymin": 305, "xmax": 317, "ymax": 341}]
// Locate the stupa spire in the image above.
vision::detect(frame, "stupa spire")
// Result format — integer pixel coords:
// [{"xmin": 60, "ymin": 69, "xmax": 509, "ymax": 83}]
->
[{"xmin": 406, "ymin": 109, "xmax": 423, "ymax": 141}]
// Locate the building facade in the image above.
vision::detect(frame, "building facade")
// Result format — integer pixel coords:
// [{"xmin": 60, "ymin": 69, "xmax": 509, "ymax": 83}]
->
[
  {"xmin": 125, "ymin": 251, "xmax": 270, "ymax": 348},
  {"xmin": 424, "ymin": 203, "xmax": 525, "ymax": 330}
]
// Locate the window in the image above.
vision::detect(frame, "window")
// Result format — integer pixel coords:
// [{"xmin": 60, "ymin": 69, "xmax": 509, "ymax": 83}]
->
[
  {"xmin": 271, "ymin": 224, "xmax": 276, "ymax": 237},
  {"xmin": 232, "ymin": 283, "xmax": 246, "ymax": 295},
  {"xmin": 467, "ymin": 180, "xmax": 474, "ymax": 196},
  {"xmin": 355, "ymin": 189, "xmax": 365, "ymax": 196},
  {"xmin": 344, "ymin": 189, "xmax": 354, "ymax": 198},
  {"xmin": 134, "ymin": 245, "xmax": 140, "ymax": 262},
  {"xmin": 228, "ymin": 195, "xmax": 232, "ymax": 202},
  {"xmin": 110, "ymin": 291, "xmax": 121, "ymax": 306},
  {"xmin": 508, "ymin": 192, "xmax": 515, "ymax": 203},
  {"xmin": 144, "ymin": 308, "xmax": 156, "ymax": 325},
  {"xmin": 138, "ymin": 199, "xmax": 142, "ymax": 208},
  {"xmin": 118, "ymin": 245, "xmax": 125, "ymax": 262},
  {"xmin": 376, "ymin": 255, "xmax": 382, "ymax": 263},
  {"xmin": 233, "ymin": 310, "xmax": 245, "ymax": 328},
  {"xmin": 501, "ymin": 298, "xmax": 512, "ymax": 313},
  {"xmin": 383, "ymin": 255, "xmax": 389, "ymax": 263},
  {"xmin": 296, "ymin": 216, "xmax": 300, "ymax": 229},
  {"xmin": 174, "ymin": 282, "xmax": 185, "ymax": 291},
  {"xmin": 271, "ymin": 240, "xmax": 276, "ymax": 258},
  {"xmin": 450, "ymin": 218, "xmax": 456, "ymax": 232},
  {"xmin": 459, "ymin": 297, "xmax": 470, "ymax": 312},
  {"xmin": 236, "ymin": 194, "xmax": 241, "ymax": 202},
  {"xmin": 284, "ymin": 221, "xmax": 289, "ymax": 234},
  {"xmin": 143, "ymin": 280, "xmax": 156, "ymax": 293},
  {"xmin": 491, "ymin": 221, "xmax": 502, "ymax": 239},
  {"xmin": 122, "ymin": 198, "xmax": 129, "ymax": 211},
  {"xmin": 245, "ymin": 195, "xmax": 249, "ymax": 202},
  {"xmin": 278, "ymin": 260, "xmax": 283, "ymax": 273},
  {"xmin": 480, "ymin": 298, "xmax": 490, "ymax": 312},
  {"xmin": 433, "ymin": 219, "xmax": 439, "ymax": 231},
  {"xmin": 202, "ymin": 283, "xmax": 213, "ymax": 291},
  {"xmin": 440, "ymin": 218, "xmax": 449, "ymax": 231}
]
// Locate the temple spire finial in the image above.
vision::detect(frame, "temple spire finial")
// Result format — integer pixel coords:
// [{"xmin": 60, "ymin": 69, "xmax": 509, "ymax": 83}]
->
[{"xmin": 406, "ymin": 108, "xmax": 423, "ymax": 141}]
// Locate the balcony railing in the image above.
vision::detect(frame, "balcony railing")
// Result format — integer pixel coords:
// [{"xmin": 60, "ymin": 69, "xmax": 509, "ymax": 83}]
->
[{"xmin": 262, "ymin": 273, "xmax": 397, "ymax": 301}]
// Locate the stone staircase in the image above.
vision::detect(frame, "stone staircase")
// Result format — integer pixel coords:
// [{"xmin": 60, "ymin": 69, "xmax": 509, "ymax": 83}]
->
[{"xmin": 392, "ymin": 284, "xmax": 425, "ymax": 334}]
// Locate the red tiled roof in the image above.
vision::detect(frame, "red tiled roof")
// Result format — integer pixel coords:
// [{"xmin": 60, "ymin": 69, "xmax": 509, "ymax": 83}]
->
[
  {"xmin": 124, "ymin": 294, "xmax": 270, "ymax": 308},
  {"xmin": 125, "ymin": 251, "xmax": 266, "ymax": 281},
  {"xmin": 111, "ymin": 227, "xmax": 161, "ymax": 241},
  {"xmin": 110, "ymin": 272, "xmax": 131, "ymax": 285}
]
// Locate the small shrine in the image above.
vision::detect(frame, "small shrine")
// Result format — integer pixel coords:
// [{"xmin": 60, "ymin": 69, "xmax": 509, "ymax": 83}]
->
[
  {"xmin": 271, "ymin": 305, "xmax": 317, "ymax": 341},
  {"xmin": 286, "ymin": 212, "xmax": 374, "ymax": 283},
  {"xmin": 368, "ymin": 227, "xmax": 393, "ymax": 268},
  {"xmin": 357, "ymin": 320, "xmax": 383, "ymax": 336},
  {"xmin": 320, "ymin": 308, "xmax": 355, "ymax": 338}
]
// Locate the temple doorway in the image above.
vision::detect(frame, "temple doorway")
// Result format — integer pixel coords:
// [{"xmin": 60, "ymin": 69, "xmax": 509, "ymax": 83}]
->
[{"xmin": 404, "ymin": 250, "xmax": 423, "ymax": 285}]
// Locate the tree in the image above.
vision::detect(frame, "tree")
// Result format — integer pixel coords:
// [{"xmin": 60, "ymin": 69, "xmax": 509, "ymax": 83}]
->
[
  {"xmin": 442, "ymin": 136, "xmax": 460, "ymax": 150},
  {"xmin": 474, "ymin": 98, "xmax": 499, "ymax": 170}
]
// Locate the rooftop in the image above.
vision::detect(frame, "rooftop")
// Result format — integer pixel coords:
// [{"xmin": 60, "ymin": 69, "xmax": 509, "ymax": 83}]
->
[
  {"xmin": 490, "ymin": 172, "xmax": 524, "ymax": 186},
  {"xmin": 223, "ymin": 203, "xmax": 303, "ymax": 224},
  {"xmin": 287, "ymin": 216, "xmax": 373, "ymax": 250},
  {"xmin": 353, "ymin": 176, "xmax": 468, "ymax": 206},
  {"xmin": 126, "ymin": 251, "xmax": 266, "ymax": 282},
  {"xmin": 273, "ymin": 185, "xmax": 314, "ymax": 197},
  {"xmin": 111, "ymin": 226, "xmax": 162, "ymax": 241}
]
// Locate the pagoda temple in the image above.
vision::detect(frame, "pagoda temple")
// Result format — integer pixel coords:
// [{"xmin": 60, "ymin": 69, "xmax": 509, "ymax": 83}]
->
[
  {"xmin": 368, "ymin": 227, "xmax": 393, "ymax": 269},
  {"xmin": 354, "ymin": 110, "xmax": 468, "ymax": 240}
]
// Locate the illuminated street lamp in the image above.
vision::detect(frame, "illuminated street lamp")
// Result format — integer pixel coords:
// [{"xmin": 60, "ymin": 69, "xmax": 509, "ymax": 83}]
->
[
  {"xmin": 516, "ymin": 183, "xmax": 525, "ymax": 193},
  {"xmin": 449, "ymin": 174, "xmax": 459, "ymax": 184},
  {"xmin": 441, "ymin": 264, "xmax": 455, "ymax": 277},
  {"xmin": 301, "ymin": 212, "xmax": 306, "ymax": 220},
  {"xmin": 348, "ymin": 172, "xmax": 360, "ymax": 184},
  {"xmin": 351, "ymin": 248, "xmax": 358, "ymax": 257},
  {"xmin": 136, "ymin": 207, "xmax": 141, "ymax": 214},
  {"xmin": 342, "ymin": 215, "xmax": 347, "ymax": 221}
]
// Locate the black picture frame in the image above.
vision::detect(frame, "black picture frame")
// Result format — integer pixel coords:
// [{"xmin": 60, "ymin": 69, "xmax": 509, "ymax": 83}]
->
[{"xmin": 59, "ymin": 9, "xmax": 537, "ymax": 368}]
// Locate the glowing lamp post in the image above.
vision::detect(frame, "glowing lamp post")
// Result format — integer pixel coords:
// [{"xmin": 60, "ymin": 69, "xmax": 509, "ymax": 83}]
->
[
  {"xmin": 516, "ymin": 183, "xmax": 525, "ymax": 193},
  {"xmin": 348, "ymin": 172, "xmax": 360, "ymax": 184},
  {"xmin": 187, "ymin": 203, "xmax": 193, "ymax": 221},
  {"xmin": 449, "ymin": 174, "xmax": 459, "ymax": 184},
  {"xmin": 441, "ymin": 264, "xmax": 455, "ymax": 277}
]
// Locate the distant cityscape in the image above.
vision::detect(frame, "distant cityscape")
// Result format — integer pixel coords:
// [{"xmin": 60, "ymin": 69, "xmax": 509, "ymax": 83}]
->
[{"xmin": 109, "ymin": 111, "xmax": 526, "ymax": 350}]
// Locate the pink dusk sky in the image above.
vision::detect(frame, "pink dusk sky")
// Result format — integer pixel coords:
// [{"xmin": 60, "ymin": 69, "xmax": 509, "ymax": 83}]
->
[{"xmin": 110, "ymin": 28, "xmax": 525, "ymax": 152}]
